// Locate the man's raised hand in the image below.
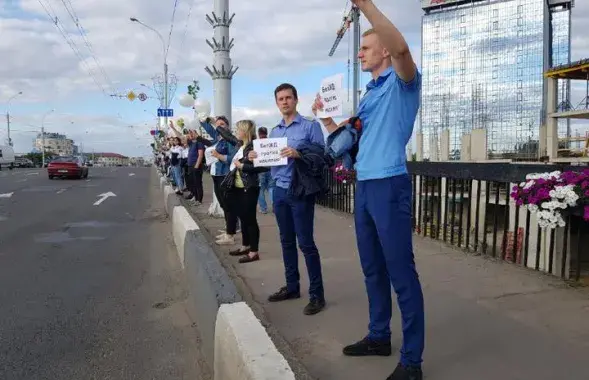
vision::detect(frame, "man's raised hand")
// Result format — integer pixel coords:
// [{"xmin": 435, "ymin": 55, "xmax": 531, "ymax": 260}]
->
[{"xmin": 312, "ymin": 93, "xmax": 334, "ymax": 126}]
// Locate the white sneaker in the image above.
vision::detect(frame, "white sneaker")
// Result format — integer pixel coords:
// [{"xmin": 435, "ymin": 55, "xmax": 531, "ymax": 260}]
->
[{"xmin": 216, "ymin": 235, "xmax": 235, "ymax": 245}]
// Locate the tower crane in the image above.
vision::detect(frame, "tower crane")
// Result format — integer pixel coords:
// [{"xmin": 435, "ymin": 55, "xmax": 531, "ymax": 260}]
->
[{"xmin": 328, "ymin": 5, "xmax": 361, "ymax": 114}]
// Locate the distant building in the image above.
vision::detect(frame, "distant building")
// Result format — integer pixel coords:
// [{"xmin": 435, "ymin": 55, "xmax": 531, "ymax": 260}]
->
[
  {"xmin": 93, "ymin": 153, "xmax": 129, "ymax": 167},
  {"xmin": 34, "ymin": 132, "xmax": 76, "ymax": 156},
  {"xmin": 129, "ymin": 157, "xmax": 146, "ymax": 166},
  {"xmin": 420, "ymin": 0, "xmax": 573, "ymax": 160}
]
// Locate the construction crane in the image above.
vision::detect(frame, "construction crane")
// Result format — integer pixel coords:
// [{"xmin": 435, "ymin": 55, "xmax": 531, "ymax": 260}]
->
[{"xmin": 328, "ymin": 5, "xmax": 361, "ymax": 114}]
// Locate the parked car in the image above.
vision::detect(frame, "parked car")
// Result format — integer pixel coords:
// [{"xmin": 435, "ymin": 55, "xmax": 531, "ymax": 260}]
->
[
  {"xmin": 47, "ymin": 156, "xmax": 89, "ymax": 179},
  {"xmin": 0, "ymin": 145, "xmax": 15, "ymax": 170}
]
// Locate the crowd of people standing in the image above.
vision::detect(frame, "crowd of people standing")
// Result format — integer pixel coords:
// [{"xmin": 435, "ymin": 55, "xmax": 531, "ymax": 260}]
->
[{"xmin": 155, "ymin": 1, "xmax": 425, "ymax": 379}]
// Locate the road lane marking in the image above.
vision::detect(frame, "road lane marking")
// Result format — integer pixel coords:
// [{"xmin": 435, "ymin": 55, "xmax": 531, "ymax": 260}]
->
[
  {"xmin": 129, "ymin": 173, "xmax": 135, "ymax": 176},
  {"xmin": 93, "ymin": 192, "xmax": 116, "ymax": 206},
  {"xmin": 0, "ymin": 192, "xmax": 13, "ymax": 198},
  {"xmin": 25, "ymin": 172, "xmax": 39, "ymax": 176},
  {"xmin": 56, "ymin": 188, "xmax": 67, "ymax": 194}
]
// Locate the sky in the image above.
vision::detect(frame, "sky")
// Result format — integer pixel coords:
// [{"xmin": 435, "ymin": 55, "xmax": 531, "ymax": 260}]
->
[{"xmin": 0, "ymin": 0, "xmax": 588, "ymax": 157}]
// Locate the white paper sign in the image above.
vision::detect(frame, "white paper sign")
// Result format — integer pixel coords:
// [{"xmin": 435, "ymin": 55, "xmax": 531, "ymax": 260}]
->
[
  {"xmin": 253, "ymin": 137, "xmax": 288, "ymax": 167},
  {"xmin": 317, "ymin": 73, "xmax": 344, "ymax": 118}
]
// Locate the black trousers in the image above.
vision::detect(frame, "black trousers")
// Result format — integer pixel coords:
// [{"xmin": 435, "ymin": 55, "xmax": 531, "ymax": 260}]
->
[
  {"xmin": 212, "ymin": 175, "xmax": 238, "ymax": 235},
  {"xmin": 227, "ymin": 187, "xmax": 261, "ymax": 251},
  {"xmin": 187, "ymin": 166, "xmax": 204, "ymax": 202}
]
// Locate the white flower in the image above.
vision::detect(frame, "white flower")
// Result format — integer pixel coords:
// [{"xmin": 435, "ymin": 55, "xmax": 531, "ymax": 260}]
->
[
  {"xmin": 528, "ymin": 204, "xmax": 539, "ymax": 213},
  {"xmin": 523, "ymin": 180, "xmax": 535, "ymax": 190}
]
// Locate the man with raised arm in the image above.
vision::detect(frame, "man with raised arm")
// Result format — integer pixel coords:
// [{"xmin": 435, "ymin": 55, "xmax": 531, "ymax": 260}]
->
[{"xmin": 313, "ymin": 1, "xmax": 424, "ymax": 379}]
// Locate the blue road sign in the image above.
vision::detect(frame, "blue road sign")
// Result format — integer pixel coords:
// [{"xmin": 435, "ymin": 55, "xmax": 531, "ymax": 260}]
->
[{"xmin": 157, "ymin": 108, "xmax": 174, "ymax": 117}]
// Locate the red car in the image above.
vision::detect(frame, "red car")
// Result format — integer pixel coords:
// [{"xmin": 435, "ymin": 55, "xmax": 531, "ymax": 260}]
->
[{"xmin": 47, "ymin": 156, "xmax": 89, "ymax": 179}]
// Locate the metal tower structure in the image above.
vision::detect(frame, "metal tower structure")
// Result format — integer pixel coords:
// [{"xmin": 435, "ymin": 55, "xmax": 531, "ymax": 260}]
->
[
  {"xmin": 328, "ymin": 5, "xmax": 361, "ymax": 114},
  {"xmin": 205, "ymin": 0, "xmax": 238, "ymax": 124}
]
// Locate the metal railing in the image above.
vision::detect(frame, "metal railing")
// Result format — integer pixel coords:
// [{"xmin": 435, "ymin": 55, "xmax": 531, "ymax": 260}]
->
[{"xmin": 318, "ymin": 162, "xmax": 589, "ymax": 282}]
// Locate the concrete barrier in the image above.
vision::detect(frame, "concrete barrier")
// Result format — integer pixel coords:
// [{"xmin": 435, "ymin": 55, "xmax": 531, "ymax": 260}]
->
[
  {"xmin": 172, "ymin": 206, "xmax": 199, "ymax": 268},
  {"xmin": 183, "ymin": 230, "xmax": 242, "ymax": 368},
  {"xmin": 158, "ymin": 172, "xmax": 295, "ymax": 379},
  {"xmin": 214, "ymin": 302, "xmax": 296, "ymax": 380}
]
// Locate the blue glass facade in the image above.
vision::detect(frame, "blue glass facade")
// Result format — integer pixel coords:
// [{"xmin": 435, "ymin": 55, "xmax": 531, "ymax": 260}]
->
[{"xmin": 420, "ymin": 0, "xmax": 572, "ymax": 160}]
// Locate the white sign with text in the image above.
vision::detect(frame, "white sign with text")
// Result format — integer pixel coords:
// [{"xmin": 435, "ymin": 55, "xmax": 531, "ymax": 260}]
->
[
  {"xmin": 253, "ymin": 137, "xmax": 288, "ymax": 167},
  {"xmin": 317, "ymin": 73, "xmax": 344, "ymax": 119}
]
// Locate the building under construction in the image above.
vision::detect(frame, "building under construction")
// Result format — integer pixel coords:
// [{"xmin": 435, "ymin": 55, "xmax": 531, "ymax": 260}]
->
[{"xmin": 419, "ymin": 0, "xmax": 574, "ymax": 161}]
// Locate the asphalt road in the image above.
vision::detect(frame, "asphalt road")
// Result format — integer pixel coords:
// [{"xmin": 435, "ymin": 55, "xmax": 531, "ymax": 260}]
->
[{"xmin": 0, "ymin": 167, "xmax": 209, "ymax": 380}]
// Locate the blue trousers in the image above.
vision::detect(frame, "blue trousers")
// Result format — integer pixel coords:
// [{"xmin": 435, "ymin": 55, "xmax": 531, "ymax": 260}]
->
[
  {"xmin": 171, "ymin": 164, "xmax": 184, "ymax": 190},
  {"xmin": 258, "ymin": 171, "xmax": 274, "ymax": 212},
  {"xmin": 355, "ymin": 175, "xmax": 425, "ymax": 367},
  {"xmin": 273, "ymin": 186, "xmax": 324, "ymax": 301}
]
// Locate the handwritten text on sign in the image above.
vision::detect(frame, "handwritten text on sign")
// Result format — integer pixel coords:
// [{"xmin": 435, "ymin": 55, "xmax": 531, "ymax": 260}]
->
[
  {"xmin": 317, "ymin": 73, "xmax": 344, "ymax": 119},
  {"xmin": 253, "ymin": 137, "xmax": 288, "ymax": 167}
]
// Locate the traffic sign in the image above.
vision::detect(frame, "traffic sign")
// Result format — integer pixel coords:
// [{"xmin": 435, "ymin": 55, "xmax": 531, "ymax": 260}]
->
[
  {"xmin": 157, "ymin": 108, "xmax": 174, "ymax": 117},
  {"xmin": 138, "ymin": 93, "xmax": 147, "ymax": 101}
]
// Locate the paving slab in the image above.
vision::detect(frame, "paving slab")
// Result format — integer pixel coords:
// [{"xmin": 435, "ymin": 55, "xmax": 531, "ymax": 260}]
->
[{"xmin": 186, "ymin": 177, "xmax": 589, "ymax": 380}]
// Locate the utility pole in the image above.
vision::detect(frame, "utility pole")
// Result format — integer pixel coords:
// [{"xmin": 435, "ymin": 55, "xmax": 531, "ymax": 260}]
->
[
  {"xmin": 328, "ymin": 6, "xmax": 361, "ymax": 114},
  {"xmin": 41, "ymin": 127, "xmax": 45, "ymax": 168},
  {"xmin": 5, "ymin": 91, "xmax": 22, "ymax": 146}
]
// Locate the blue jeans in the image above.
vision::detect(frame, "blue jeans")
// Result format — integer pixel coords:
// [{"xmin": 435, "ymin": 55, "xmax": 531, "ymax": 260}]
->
[
  {"xmin": 171, "ymin": 164, "xmax": 184, "ymax": 190},
  {"xmin": 273, "ymin": 186, "xmax": 324, "ymax": 301},
  {"xmin": 258, "ymin": 172, "xmax": 274, "ymax": 212},
  {"xmin": 355, "ymin": 175, "xmax": 425, "ymax": 368}
]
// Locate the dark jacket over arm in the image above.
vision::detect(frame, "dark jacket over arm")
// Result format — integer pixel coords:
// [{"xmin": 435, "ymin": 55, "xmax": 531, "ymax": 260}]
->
[{"xmin": 289, "ymin": 142, "xmax": 333, "ymax": 198}]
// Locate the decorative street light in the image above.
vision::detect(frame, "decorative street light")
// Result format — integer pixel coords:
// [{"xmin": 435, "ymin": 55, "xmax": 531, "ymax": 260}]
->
[{"xmin": 130, "ymin": 17, "xmax": 170, "ymax": 131}]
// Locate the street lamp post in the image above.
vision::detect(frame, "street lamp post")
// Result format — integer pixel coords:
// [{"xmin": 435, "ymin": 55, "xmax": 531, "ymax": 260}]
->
[
  {"xmin": 130, "ymin": 18, "xmax": 169, "ymax": 130},
  {"xmin": 5, "ymin": 91, "xmax": 23, "ymax": 146},
  {"xmin": 41, "ymin": 109, "xmax": 55, "ymax": 167}
]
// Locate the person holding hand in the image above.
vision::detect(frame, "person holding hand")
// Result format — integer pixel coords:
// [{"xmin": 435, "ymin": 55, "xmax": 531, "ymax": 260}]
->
[
  {"xmin": 248, "ymin": 83, "xmax": 327, "ymax": 316},
  {"xmin": 313, "ymin": 1, "xmax": 424, "ymax": 379}
]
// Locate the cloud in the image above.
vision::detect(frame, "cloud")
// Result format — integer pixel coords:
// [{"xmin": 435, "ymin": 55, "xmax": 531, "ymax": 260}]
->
[{"xmin": 1, "ymin": 0, "xmax": 588, "ymax": 156}]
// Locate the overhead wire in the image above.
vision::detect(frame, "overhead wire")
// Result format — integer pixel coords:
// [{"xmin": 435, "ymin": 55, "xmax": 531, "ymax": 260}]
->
[
  {"xmin": 59, "ymin": 0, "xmax": 114, "ymax": 92},
  {"xmin": 174, "ymin": 0, "xmax": 197, "ymax": 67},
  {"xmin": 36, "ymin": 0, "xmax": 107, "ymax": 95},
  {"xmin": 165, "ymin": 0, "xmax": 181, "ymax": 60}
]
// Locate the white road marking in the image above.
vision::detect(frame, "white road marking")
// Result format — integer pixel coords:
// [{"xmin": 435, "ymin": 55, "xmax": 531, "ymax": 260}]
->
[
  {"xmin": 56, "ymin": 188, "xmax": 67, "ymax": 194},
  {"xmin": 93, "ymin": 191, "xmax": 116, "ymax": 206},
  {"xmin": 25, "ymin": 172, "xmax": 39, "ymax": 176},
  {"xmin": 128, "ymin": 173, "xmax": 135, "ymax": 176},
  {"xmin": 0, "ymin": 192, "xmax": 14, "ymax": 198},
  {"xmin": 16, "ymin": 179, "xmax": 28, "ymax": 183}
]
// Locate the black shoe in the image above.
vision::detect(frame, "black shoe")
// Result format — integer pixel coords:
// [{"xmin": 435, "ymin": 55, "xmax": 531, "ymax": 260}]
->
[
  {"xmin": 343, "ymin": 337, "xmax": 392, "ymax": 357},
  {"xmin": 268, "ymin": 286, "xmax": 300, "ymax": 302},
  {"xmin": 386, "ymin": 363, "xmax": 423, "ymax": 380},
  {"xmin": 303, "ymin": 298, "xmax": 326, "ymax": 315}
]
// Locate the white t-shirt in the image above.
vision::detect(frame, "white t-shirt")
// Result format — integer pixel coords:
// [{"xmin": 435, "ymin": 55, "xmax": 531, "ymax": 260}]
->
[{"xmin": 181, "ymin": 147, "xmax": 189, "ymax": 159}]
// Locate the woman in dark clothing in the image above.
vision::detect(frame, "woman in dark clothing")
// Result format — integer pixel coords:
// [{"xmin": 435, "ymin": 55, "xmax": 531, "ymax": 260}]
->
[{"xmin": 226, "ymin": 119, "xmax": 268, "ymax": 263}]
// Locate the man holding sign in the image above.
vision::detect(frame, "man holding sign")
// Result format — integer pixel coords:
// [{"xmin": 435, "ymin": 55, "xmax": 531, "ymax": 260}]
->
[
  {"xmin": 249, "ymin": 83, "xmax": 327, "ymax": 316},
  {"xmin": 313, "ymin": 1, "xmax": 424, "ymax": 379}
]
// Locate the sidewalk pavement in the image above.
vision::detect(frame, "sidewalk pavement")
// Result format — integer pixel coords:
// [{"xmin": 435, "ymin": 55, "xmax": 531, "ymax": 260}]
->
[{"xmin": 186, "ymin": 176, "xmax": 589, "ymax": 380}]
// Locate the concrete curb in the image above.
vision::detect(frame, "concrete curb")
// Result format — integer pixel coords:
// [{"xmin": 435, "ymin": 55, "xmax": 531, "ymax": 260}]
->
[
  {"xmin": 214, "ymin": 302, "xmax": 296, "ymax": 380},
  {"xmin": 158, "ymin": 173, "xmax": 295, "ymax": 380}
]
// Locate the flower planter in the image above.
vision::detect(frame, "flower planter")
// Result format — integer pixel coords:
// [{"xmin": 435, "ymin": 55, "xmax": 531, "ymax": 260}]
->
[{"xmin": 511, "ymin": 170, "xmax": 589, "ymax": 229}]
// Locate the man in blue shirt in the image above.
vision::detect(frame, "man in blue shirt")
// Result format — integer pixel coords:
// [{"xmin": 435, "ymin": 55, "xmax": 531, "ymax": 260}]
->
[
  {"xmin": 249, "ymin": 83, "xmax": 327, "ymax": 316},
  {"xmin": 313, "ymin": 1, "xmax": 424, "ymax": 379}
]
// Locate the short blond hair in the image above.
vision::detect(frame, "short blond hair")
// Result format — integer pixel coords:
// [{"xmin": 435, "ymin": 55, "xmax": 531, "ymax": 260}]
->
[
  {"xmin": 235, "ymin": 119, "xmax": 256, "ymax": 145},
  {"xmin": 362, "ymin": 28, "xmax": 377, "ymax": 37}
]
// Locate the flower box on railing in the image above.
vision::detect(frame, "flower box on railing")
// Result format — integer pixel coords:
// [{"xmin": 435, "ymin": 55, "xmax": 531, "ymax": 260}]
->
[{"xmin": 510, "ymin": 170, "xmax": 589, "ymax": 229}]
